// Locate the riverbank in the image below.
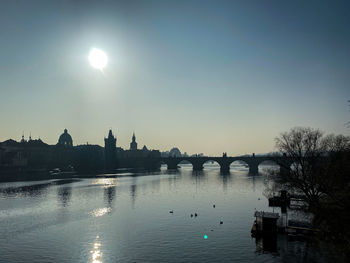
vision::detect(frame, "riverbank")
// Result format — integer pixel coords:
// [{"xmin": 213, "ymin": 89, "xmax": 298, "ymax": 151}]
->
[{"xmin": 0, "ymin": 167, "xmax": 164, "ymax": 182}]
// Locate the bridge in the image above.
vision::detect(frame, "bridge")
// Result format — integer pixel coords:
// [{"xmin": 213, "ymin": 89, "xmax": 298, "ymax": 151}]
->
[{"xmin": 160, "ymin": 155, "xmax": 291, "ymax": 174}]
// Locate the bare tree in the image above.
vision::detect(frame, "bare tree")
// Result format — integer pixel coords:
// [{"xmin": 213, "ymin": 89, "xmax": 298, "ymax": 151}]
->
[
  {"xmin": 269, "ymin": 126, "xmax": 350, "ymax": 257},
  {"xmin": 272, "ymin": 127, "xmax": 350, "ymax": 211}
]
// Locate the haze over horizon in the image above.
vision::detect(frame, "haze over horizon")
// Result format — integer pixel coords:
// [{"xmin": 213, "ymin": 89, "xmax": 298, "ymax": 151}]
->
[{"xmin": 1, "ymin": 0, "xmax": 349, "ymax": 156}]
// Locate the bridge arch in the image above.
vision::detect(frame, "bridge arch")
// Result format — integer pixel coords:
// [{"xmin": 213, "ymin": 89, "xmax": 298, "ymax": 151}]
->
[
  {"xmin": 203, "ymin": 160, "xmax": 221, "ymax": 170},
  {"xmin": 258, "ymin": 160, "xmax": 280, "ymax": 174},
  {"xmin": 160, "ymin": 161, "xmax": 168, "ymax": 170},
  {"xmin": 229, "ymin": 160, "xmax": 249, "ymax": 174},
  {"xmin": 162, "ymin": 158, "xmax": 195, "ymax": 170},
  {"xmin": 177, "ymin": 160, "xmax": 193, "ymax": 169}
]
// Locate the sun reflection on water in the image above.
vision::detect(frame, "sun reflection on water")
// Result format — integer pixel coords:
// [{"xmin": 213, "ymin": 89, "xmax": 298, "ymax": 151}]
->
[
  {"xmin": 91, "ymin": 207, "xmax": 111, "ymax": 217},
  {"xmin": 92, "ymin": 178, "xmax": 118, "ymax": 188},
  {"xmin": 90, "ymin": 235, "xmax": 102, "ymax": 263}
]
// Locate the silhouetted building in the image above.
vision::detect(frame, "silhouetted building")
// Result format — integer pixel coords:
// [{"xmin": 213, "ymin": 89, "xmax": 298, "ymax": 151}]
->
[
  {"xmin": 161, "ymin": 148, "xmax": 189, "ymax": 157},
  {"xmin": 58, "ymin": 129, "xmax": 73, "ymax": 147},
  {"xmin": 112, "ymin": 132, "xmax": 161, "ymax": 169},
  {"xmin": 104, "ymin": 129, "xmax": 117, "ymax": 171},
  {"xmin": 130, "ymin": 132, "xmax": 137, "ymax": 151},
  {"xmin": 0, "ymin": 137, "xmax": 52, "ymax": 169},
  {"xmin": 0, "ymin": 128, "xmax": 162, "ymax": 177},
  {"xmin": 169, "ymin": 147, "xmax": 181, "ymax": 157},
  {"xmin": 73, "ymin": 144, "xmax": 104, "ymax": 173}
]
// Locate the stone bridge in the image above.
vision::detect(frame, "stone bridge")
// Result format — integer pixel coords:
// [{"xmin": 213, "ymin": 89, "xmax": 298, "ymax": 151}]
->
[{"xmin": 160, "ymin": 155, "xmax": 290, "ymax": 174}]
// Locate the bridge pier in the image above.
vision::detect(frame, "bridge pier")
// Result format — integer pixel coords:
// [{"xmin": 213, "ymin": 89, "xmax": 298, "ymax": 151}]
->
[
  {"xmin": 167, "ymin": 163, "xmax": 178, "ymax": 170},
  {"xmin": 249, "ymin": 164, "xmax": 259, "ymax": 175},
  {"xmin": 168, "ymin": 164, "xmax": 177, "ymax": 170},
  {"xmin": 220, "ymin": 163, "xmax": 230, "ymax": 173},
  {"xmin": 192, "ymin": 163, "xmax": 203, "ymax": 171}
]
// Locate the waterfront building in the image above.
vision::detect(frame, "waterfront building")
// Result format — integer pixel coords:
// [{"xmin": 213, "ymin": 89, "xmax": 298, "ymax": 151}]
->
[
  {"xmin": 130, "ymin": 132, "xmax": 137, "ymax": 151},
  {"xmin": 104, "ymin": 129, "xmax": 117, "ymax": 171},
  {"xmin": 57, "ymin": 129, "xmax": 73, "ymax": 147},
  {"xmin": 0, "ymin": 128, "xmax": 161, "ymax": 175}
]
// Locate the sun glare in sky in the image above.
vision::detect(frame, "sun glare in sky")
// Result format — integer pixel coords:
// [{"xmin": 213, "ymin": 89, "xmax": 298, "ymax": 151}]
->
[{"xmin": 89, "ymin": 48, "xmax": 108, "ymax": 70}]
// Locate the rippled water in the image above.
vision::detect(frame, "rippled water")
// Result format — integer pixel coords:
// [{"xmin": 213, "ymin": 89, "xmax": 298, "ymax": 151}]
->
[{"xmin": 0, "ymin": 164, "xmax": 331, "ymax": 262}]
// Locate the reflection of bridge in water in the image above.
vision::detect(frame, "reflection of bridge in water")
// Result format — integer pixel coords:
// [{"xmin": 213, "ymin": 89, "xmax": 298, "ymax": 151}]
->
[{"xmin": 160, "ymin": 155, "xmax": 289, "ymax": 174}]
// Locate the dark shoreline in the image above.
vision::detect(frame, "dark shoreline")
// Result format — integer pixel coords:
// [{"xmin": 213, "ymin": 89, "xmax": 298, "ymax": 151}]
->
[{"xmin": 0, "ymin": 168, "xmax": 163, "ymax": 183}]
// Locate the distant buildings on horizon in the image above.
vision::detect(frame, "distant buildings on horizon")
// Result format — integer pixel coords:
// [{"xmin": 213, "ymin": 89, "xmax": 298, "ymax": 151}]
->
[
  {"xmin": 0, "ymin": 128, "xmax": 163, "ymax": 173},
  {"xmin": 160, "ymin": 147, "xmax": 205, "ymax": 158},
  {"xmin": 7, "ymin": 129, "xmax": 205, "ymax": 158}
]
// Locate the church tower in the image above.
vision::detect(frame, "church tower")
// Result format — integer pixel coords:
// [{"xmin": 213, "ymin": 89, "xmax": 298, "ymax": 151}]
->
[
  {"xmin": 130, "ymin": 132, "xmax": 137, "ymax": 151},
  {"xmin": 104, "ymin": 129, "xmax": 117, "ymax": 171}
]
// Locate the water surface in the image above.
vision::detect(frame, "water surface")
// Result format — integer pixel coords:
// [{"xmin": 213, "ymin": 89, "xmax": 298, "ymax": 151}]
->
[{"xmin": 0, "ymin": 164, "xmax": 330, "ymax": 262}]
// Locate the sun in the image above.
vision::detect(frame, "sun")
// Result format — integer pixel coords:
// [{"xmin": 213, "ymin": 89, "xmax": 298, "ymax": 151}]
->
[{"xmin": 89, "ymin": 48, "xmax": 108, "ymax": 70}]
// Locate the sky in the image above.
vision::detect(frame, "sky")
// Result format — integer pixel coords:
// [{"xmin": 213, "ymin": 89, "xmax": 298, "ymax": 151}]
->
[{"xmin": 0, "ymin": 0, "xmax": 349, "ymax": 156}]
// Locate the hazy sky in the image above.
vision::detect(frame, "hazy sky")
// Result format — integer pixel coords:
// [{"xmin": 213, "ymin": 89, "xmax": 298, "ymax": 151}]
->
[{"xmin": 0, "ymin": 0, "xmax": 349, "ymax": 156}]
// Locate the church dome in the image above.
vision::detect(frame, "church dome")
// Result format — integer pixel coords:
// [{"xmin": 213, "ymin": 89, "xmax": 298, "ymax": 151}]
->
[
  {"xmin": 169, "ymin": 147, "xmax": 181, "ymax": 157},
  {"xmin": 58, "ymin": 129, "xmax": 73, "ymax": 147}
]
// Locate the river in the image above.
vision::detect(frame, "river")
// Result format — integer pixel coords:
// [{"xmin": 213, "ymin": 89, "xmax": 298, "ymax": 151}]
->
[{"xmin": 0, "ymin": 164, "xmax": 337, "ymax": 262}]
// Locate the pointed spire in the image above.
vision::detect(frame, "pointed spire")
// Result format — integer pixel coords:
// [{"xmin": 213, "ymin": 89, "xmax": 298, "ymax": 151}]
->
[
  {"xmin": 108, "ymin": 129, "xmax": 113, "ymax": 138},
  {"xmin": 130, "ymin": 131, "xmax": 137, "ymax": 150},
  {"xmin": 21, "ymin": 132, "xmax": 25, "ymax": 143}
]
